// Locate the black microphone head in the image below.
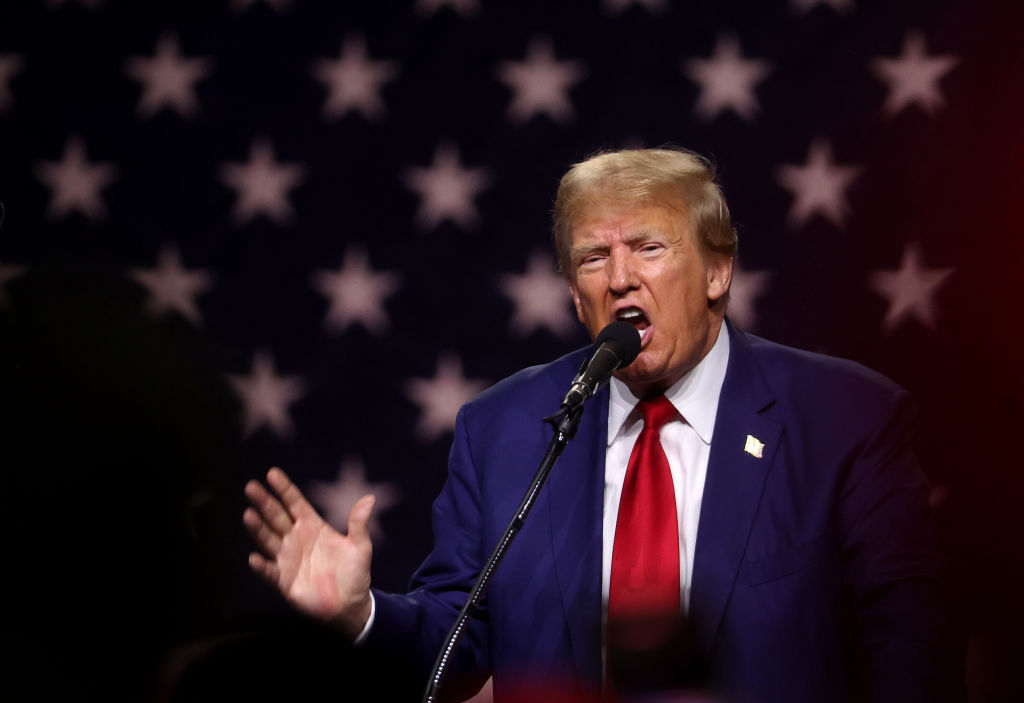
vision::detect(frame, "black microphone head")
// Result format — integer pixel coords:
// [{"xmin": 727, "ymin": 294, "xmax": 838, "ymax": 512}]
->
[{"xmin": 594, "ymin": 321, "xmax": 642, "ymax": 368}]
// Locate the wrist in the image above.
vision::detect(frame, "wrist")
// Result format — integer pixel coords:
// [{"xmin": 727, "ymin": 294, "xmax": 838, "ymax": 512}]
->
[{"xmin": 336, "ymin": 591, "xmax": 373, "ymax": 641}]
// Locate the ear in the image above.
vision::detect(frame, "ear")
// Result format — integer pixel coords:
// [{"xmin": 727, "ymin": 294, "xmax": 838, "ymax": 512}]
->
[
  {"xmin": 568, "ymin": 281, "xmax": 585, "ymax": 323},
  {"xmin": 706, "ymin": 255, "xmax": 733, "ymax": 304}
]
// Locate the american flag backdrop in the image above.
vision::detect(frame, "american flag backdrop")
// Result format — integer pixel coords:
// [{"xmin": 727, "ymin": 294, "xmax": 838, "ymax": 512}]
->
[{"xmin": 1, "ymin": 0, "xmax": 1022, "ymax": 700}]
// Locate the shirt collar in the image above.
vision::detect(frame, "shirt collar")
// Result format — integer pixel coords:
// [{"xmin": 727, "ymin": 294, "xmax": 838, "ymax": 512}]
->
[{"xmin": 607, "ymin": 322, "xmax": 731, "ymax": 446}]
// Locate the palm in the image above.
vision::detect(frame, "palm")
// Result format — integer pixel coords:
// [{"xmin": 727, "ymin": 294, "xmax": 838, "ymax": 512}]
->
[
  {"xmin": 276, "ymin": 516, "xmax": 369, "ymax": 620},
  {"xmin": 244, "ymin": 467, "xmax": 375, "ymax": 637}
]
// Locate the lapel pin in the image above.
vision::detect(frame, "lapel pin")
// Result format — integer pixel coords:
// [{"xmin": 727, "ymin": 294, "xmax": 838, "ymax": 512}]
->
[{"xmin": 744, "ymin": 434, "xmax": 765, "ymax": 459}]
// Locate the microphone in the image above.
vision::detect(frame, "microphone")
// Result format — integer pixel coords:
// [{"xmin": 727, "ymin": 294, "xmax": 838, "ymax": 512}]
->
[
  {"xmin": 423, "ymin": 321, "xmax": 641, "ymax": 703},
  {"xmin": 560, "ymin": 321, "xmax": 642, "ymax": 410}
]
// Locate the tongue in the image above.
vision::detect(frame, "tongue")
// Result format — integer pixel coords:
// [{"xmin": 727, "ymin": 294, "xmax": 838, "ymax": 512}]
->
[{"xmin": 621, "ymin": 314, "xmax": 648, "ymax": 330}]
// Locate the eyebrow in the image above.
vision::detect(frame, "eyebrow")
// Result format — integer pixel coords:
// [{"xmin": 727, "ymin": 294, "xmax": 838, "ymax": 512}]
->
[
  {"xmin": 570, "ymin": 227, "xmax": 668, "ymax": 260},
  {"xmin": 624, "ymin": 227, "xmax": 666, "ymax": 244},
  {"xmin": 570, "ymin": 242, "xmax": 606, "ymax": 260}
]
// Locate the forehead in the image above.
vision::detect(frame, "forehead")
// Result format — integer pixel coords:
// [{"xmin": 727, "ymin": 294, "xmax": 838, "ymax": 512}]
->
[{"xmin": 569, "ymin": 194, "xmax": 690, "ymax": 245}]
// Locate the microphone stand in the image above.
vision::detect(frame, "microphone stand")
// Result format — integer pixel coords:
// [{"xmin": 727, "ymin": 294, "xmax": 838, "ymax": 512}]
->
[{"xmin": 420, "ymin": 402, "xmax": 586, "ymax": 703}]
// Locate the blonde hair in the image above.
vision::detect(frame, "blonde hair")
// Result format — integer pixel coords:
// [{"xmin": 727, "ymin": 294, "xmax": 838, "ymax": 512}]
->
[{"xmin": 552, "ymin": 147, "xmax": 738, "ymax": 278}]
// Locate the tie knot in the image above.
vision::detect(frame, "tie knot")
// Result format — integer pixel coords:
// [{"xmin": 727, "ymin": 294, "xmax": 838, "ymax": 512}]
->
[{"xmin": 637, "ymin": 395, "xmax": 677, "ymax": 432}]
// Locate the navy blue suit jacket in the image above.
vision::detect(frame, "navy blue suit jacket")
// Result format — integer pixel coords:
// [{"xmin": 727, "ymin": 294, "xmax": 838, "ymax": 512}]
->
[{"xmin": 368, "ymin": 322, "xmax": 945, "ymax": 702}]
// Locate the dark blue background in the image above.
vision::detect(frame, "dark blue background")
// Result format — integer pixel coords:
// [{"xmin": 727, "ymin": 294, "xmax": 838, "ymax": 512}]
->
[{"xmin": 1, "ymin": 1, "xmax": 1021, "ymax": 699}]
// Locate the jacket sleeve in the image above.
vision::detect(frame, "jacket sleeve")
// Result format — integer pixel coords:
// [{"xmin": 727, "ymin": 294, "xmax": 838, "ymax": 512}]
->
[
  {"xmin": 364, "ymin": 402, "xmax": 492, "ymax": 699},
  {"xmin": 836, "ymin": 387, "xmax": 958, "ymax": 703}
]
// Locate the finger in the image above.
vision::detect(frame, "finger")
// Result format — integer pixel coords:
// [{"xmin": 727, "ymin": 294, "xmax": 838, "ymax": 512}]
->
[
  {"xmin": 266, "ymin": 467, "xmax": 319, "ymax": 522},
  {"xmin": 346, "ymin": 494, "xmax": 376, "ymax": 546},
  {"xmin": 243, "ymin": 507, "xmax": 283, "ymax": 556},
  {"xmin": 245, "ymin": 477, "xmax": 294, "ymax": 535},
  {"xmin": 248, "ymin": 552, "xmax": 280, "ymax": 585}
]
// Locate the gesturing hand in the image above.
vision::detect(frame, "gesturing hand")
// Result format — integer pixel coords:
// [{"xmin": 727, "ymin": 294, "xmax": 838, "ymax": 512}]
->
[{"xmin": 243, "ymin": 467, "xmax": 375, "ymax": 640}]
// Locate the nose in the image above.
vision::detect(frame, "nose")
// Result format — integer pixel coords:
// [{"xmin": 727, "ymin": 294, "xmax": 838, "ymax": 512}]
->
[{"xmin": 608, "ymin": 248, "xmax": 638, "ymax": 293}]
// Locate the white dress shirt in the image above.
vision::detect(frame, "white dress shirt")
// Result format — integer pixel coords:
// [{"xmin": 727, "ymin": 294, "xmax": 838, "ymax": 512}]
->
[
  {"xmin": 359, "ymin": 324, "xmax": 731, "ymax": 649},
  {"xmin": 602, "ymin": 325, "xmax": 730, "ymax": 614}
]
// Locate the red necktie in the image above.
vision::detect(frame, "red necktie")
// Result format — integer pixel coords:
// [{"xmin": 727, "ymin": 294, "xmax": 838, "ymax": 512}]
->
[{"xmin": 609, "ymin": 395, "xmax": 680, "ymax": 620}]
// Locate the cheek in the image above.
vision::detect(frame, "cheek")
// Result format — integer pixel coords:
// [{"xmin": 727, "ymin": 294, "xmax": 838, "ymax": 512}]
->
[
  {"xmin": 573, "ymin": 297, "xmax": 586, "ymax": 322},
  {"xmin": 575, "ymin": 282, "xmax": 605, "ymax": 313}
]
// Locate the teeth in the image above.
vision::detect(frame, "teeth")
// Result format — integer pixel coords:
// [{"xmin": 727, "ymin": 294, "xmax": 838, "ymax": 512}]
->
[{"xmin": 618, "ymin": 309, "xmax": 642, "ymax": 319}]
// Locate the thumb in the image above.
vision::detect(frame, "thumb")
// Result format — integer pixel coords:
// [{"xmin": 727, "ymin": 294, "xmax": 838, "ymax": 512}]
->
[{"xmin": 347, "ymin": 494, "xmax": 376, "ymax": 545}]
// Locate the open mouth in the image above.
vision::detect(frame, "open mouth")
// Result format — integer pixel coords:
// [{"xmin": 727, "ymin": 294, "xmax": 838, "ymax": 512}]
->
[{"xmin": 615, "ymin": 307, "xmax": 653, "ymax": 346}]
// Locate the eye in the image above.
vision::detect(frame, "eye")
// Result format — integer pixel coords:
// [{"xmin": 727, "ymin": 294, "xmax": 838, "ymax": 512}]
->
[{"xmin": 638, "ymin": 242, "xmax": 664, "ymax": 255}]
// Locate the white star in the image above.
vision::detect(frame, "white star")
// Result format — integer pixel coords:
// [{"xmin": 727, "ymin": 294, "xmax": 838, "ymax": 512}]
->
[
  {"xmin": 683, "ymin": 35, "xmax": 772, "ymax": 122},
  {"xmin": 0, "ymin": 54, "xmax": 25, "ymax": 112},
  {"xmin": 227, "ymin": 351, "xmax": 306, "ymax": 440},
  {"xmin": 34, "ymin": 137, "xmax": 118, "ymax": 221},
  {"xmin": 219, "ymin": 138, "xmax": 306, "ymax": 226},
  {"xmin": 312, "ymin": 35, "xmax": 398, "ymax": 121},
  {"xmin": 871, "ymin": 31, "xmax": 958, "ymax": 118},
  {"xmin": 124, "ymin": 33, "xmax": 212, "ymax": 120},
  {"xmin": 727, "ymin": 264, "xmax": 773, "ymax": 332},
  {"xmin": 307, "ymin": 459, "xmax": 400, "ymax": 542},
  {"xmin": 603, "ymin": 0, "xmax": 667, "ymax": 14},
  {"xmin": 0, "ymin": 262, "xmax": 26, "ymax": 306},
  {"xmin": 405, "ymin": 354, "xmax": 488, "ymax": 442},
  {"xmin": 312, "ymin": 245, "xmax": 401, "ymax": 335},
  {"xmin": 496, "ymin": 37, "xmax": 586, "ymax": 125},
  {"xmin": 415, "ymin": 0, "xmax": 479, "ymax": 17},
  {"xmin": 790, "ymin": 0, "xmax": 854, "ymax": 13},
  {"xmin": 230, "ymin": 0, "xmax": 291, "ymax": 12},
  {"xmin": 404, "ymin": 143, "xmax": 491, "ymax": 231},
  {"xmin": 868, "ymin": 243, "xmax": 954, "ymax": 333},
  {"xmin": 128, "ymin": 244, "xmax": 214, "ymax": 326},
  {"xmin": 499, "ymin": 250, "xmax": 576, "ymax": 338},
  {"xmin": 776, "ymin": 140, "xmax": 861, "ymax": 228}
]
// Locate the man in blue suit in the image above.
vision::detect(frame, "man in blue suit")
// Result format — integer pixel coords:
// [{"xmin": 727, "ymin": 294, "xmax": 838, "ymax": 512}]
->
[{"xmin": 243, "ymin": 148, "xmax": 947, "ymax": 702}]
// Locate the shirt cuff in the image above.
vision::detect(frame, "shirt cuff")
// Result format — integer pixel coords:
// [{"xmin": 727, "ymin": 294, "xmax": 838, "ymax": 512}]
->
[{"xmin": 352, "ymin": 591, "xmax": 376, "ymax": 645}]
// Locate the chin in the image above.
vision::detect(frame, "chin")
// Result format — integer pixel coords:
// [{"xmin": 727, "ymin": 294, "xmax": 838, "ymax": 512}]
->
[{"xmin": 616, "ymin": 365, "xmax": 661, "ymax": 391}]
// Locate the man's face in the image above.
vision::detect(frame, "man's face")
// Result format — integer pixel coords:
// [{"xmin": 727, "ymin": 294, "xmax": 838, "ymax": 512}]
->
[{"xmin": 566, "ymin": 195, "xmax": 732, "ymax": 397}]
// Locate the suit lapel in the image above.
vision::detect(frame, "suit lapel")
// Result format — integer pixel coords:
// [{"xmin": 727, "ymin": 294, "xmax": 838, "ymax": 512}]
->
[
  {"xmin": 546, "ymin": 386, "xmax": 608, "ymax": 685},
  {"xmin": 542, "ymin": 323, "xmax": 781, "ymax": 676},
  {"xmin": 690, "ymin": 323, "xmax": 781, "ymax": 656}
]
